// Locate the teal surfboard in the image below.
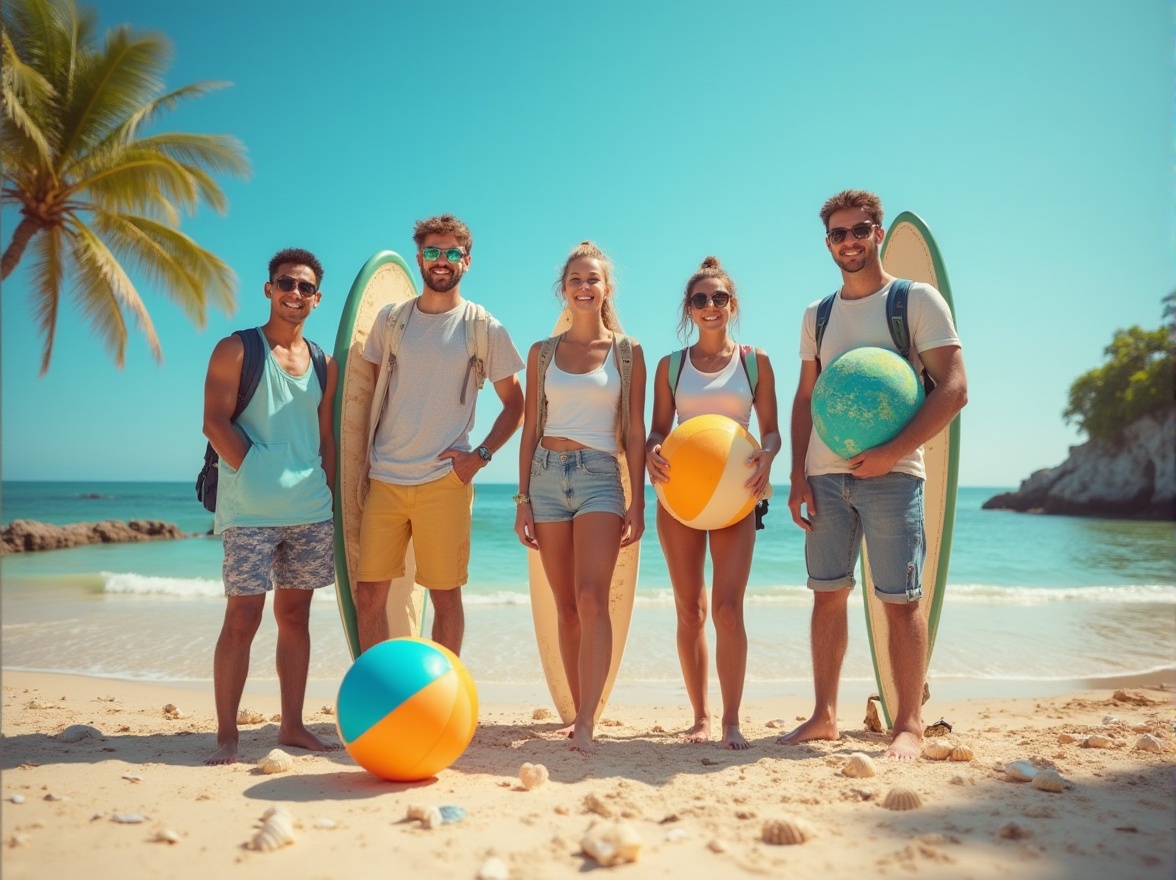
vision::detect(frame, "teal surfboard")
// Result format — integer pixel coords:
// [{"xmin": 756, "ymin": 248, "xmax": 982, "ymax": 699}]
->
[
  {"xmin": 332, "ymin": 252, "xmax": 426, "ymax": 659},
  {"xmin": 866, "ymin": 212, "xmax": 961, "ymax": 729}
]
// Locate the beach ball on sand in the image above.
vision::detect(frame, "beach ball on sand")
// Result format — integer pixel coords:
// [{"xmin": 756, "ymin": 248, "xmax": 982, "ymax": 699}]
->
[
  {"xmin": 812, "ymin": 346, "xmax": 925, "ymax": 460},
  {"xmin": 655, "ymin": 414, "xmax": 765, "ymax": 530},
  {"xmin": 336, "ymin": 637, "xmax": 478, "ymax": 782}
]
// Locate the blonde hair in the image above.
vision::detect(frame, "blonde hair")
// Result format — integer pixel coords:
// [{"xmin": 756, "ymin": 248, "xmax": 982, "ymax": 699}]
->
[
  {"xmin": 555, "ymin": 241, "xmax": 622, "ymax": 332},
  {"xmin": 677, "ymin": 255, "xmax": 739, "ymax": 342}
]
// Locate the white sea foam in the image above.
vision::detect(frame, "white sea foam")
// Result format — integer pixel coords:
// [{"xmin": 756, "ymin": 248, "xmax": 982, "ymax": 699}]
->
[{"xmin": 99, "ymin": 572, "xmax": 336, "ymax": 600}]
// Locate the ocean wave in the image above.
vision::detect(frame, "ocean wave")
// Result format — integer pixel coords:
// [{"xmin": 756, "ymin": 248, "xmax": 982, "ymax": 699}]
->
[
  {"xmin": 99, "ymin": 572, "xmax": 336, "ymax": 601},
  {"xmin": 946, "ymin": 584, "xmax": 1176, "ymax": 605}
]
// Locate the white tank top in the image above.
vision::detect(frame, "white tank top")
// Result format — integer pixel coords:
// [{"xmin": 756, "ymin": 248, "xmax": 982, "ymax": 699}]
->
[
  {"xmin": 543, "ymin": 344, "xmax": 621, "ymax": 454},
  {"xmin": 675, "ymin": 348, "xmax": 753, "ymax": 429}
]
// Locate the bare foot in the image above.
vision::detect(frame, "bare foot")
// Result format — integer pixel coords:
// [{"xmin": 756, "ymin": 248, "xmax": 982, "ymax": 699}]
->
[
  {"xmin": 569, "ymin": 723, "xmax": 596, "ymax": 755},
  {"xmin": 777, "ymin": 716, "xmax": 839, "ymax": 745},
  {"xmin": 554, "ymin": 723, "xmax": 574, "ymax": 739},
  {"xmin": 721, "ymin": 725, "xmax": 751, "ymax": 751},
  {"xmin": 278, "ymin": 724, "xmax": 342, "ymax": 752},
  {"xmin": 205, "ymin": 740, "xmax": 239, "ymax": 766},
  {"xmin": 684, "ymin": 716, "xmax": 712, "ymax": 743},
  {"xmin": 883, "ymin": 729, "xmax": 922, "ymax": 761}
]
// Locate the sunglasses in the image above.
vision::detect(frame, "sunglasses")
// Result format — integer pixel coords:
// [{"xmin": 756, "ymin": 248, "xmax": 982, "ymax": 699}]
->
[
  {"xmin": 421, "ymin": 246, "xmax": 466, "ymax": 263},
  {"xmin": 271, "ymin": 276, "xmax": 318, "ymax": 297},
  {"xmin": 689, "ymin": 292, "xmax": 731, "ymax": 309},
  {"xmin": 825, "ymin": 222, "xmax": 878, "ymax": 245}
]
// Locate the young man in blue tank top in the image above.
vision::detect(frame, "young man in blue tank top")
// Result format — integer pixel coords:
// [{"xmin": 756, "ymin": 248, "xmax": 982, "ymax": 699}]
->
[
  {"xmin": 781, "ymin": 190, "xmax": 968, "ymax": 760},
  {"xmin": 202, "ymin": 248, "xmax": 341, "ymax": 766}
]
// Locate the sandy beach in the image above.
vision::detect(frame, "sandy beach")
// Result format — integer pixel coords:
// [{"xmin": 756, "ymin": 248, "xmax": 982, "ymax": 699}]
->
[{"xmin": 2, "ymin": 668, "xmax": 1173, "ymax": 880}]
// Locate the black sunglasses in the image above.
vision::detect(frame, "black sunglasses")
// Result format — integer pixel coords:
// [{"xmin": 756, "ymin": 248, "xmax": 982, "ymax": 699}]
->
[
  {"xmin": 271, "ymin": 276, "xmax": 318, "ymax": 297},
  {"xmin": 689, "ymin": 292, "xmax": 731, "ymax": 309},
  {"xmin": 825, "ymin": 222, "xmax": 878, "ymax": 245}
]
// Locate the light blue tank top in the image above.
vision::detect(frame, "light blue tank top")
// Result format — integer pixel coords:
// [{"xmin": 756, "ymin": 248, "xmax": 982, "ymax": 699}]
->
[{"xmin": 214, "ymin": 331, "xmax": 333, "ymax": 533}]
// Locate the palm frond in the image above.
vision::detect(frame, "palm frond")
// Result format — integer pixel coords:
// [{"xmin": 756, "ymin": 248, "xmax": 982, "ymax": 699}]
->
[
  {"xmin": 27, "ymin": 225, "xmax": 66, "ymax": 374},
  {"xmin": 1, "ymin": 30, "xmax": 56, "ymax": 163}
]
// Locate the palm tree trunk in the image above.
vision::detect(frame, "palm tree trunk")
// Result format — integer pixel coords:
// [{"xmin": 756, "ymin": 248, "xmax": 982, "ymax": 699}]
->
[{"xmin": 1, "ymin": 215, "xmax": 44, "ymax": 281}]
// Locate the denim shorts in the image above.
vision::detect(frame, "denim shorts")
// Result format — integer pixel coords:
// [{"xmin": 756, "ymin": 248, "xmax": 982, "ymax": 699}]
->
[
  {"xmin": 529, "ymin": 447, "xmax": 625, "ymax": 523},
  {"xmin": 221, "ymin": 519, "xmax": 335, "ymax": 597},
  {"xmin": 804, "ymin": 472, "xmax": 925, "ymax": 604}
]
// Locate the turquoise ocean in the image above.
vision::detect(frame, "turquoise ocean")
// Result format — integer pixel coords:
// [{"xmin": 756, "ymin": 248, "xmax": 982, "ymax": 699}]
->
[{"xmin": 2, "ymin": 481, "xmax": 1173, "ymax": 705}]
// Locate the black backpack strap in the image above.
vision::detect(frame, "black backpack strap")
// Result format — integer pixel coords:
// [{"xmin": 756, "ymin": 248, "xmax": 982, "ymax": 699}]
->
[
  {"xmin": 886, "ymin": 280, "xmax": 913, "ymax": 360},
  {"xmin": 306, "ymin": 337, "xmax": 328, "ymax": 391},
  {"xmin": 232, "ymin": 328, "xmax": 267, "ymax": 420},
  {"xmin": 814, "ymin": 293, "xmax": 836, "ymax": 371}
]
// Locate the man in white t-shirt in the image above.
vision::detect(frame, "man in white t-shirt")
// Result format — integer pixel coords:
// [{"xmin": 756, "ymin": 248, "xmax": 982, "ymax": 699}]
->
[
  {"xmin": 355, "ymin": 214, "xmax": 524, "ymax": 655},
  {"xmin": 781, "ymin": 190, "xmax": 968, "ymax": 760}
]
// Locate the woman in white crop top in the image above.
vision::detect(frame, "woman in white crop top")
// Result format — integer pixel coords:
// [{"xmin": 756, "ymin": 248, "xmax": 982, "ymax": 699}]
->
[
  {"xmin": 646, "ymin": 256, "xmax": 781, "ymax": 751},
  {"xmin": 514, "ymin": 242, "xmax": 647, "ymax": 755}
]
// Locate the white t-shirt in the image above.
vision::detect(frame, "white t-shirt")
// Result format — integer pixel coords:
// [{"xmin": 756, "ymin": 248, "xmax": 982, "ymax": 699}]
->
[
  {"xmin": 363, "ymin": 299, "xmax": 524, "ymax": 485},
  {"xmin": 798, "ymin": 280, "xmax": 960, "ymax": 479}
]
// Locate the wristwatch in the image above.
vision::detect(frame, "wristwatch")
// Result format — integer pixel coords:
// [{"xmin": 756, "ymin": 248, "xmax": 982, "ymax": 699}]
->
[{"xmin": 475, "ymin": 446, "xmax": 492, "ymax": 462}]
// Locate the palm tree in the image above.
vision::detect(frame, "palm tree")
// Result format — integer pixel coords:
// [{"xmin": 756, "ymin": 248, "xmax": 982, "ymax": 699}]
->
[{"xmin": 1, "ymin": 0, "xmax": 249, "ymax": 373}]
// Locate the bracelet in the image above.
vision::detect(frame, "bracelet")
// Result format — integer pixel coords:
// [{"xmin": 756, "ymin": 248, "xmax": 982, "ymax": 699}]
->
[{"xmin": 512, "ymin": 493, "xmax": 531, "ymax": 505}]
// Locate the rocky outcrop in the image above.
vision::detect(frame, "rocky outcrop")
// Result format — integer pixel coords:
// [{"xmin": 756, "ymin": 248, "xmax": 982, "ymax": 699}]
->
[
  {"xmin": 0, "ymin": 519, "xmax": 188, "ymax": 555},
  {"xmin": 983, "ymin": 407, "xmax": 1175, "ymax": 519}
]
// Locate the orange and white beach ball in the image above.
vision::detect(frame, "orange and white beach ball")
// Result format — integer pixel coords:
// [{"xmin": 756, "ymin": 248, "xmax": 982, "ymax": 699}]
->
[{"xmin": 654, "ymin": 414, "xmax": 766, "ymax": 531}]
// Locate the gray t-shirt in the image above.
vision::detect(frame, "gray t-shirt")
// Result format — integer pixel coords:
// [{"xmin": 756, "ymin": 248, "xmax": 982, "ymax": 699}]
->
[{"xmin": 363, "ymin": 299, "xmax": 523, "ymax": 485}]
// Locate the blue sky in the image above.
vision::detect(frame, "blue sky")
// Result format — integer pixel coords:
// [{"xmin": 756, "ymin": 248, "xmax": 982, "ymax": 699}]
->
[{"xmin": 1, "ymin": 0, "xmax": 1170, "ymax": 488}]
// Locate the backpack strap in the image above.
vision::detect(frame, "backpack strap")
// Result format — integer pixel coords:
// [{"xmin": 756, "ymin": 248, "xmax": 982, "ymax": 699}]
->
[
  {"xmin": 232, "ymin": 328, "xmax": 267, "ymax": 420},
  {"xmin": 739, "ymin": 343, "xmax": 758, "ymax": 396},
  {"xmin": 305, "ymin": 338, "xmax": 328, "ymax": 392},
  {"xmin": 813, "ymin": 293, "xmax": 836, "ymax": 372},
  {"xmin": 614, "ymin": 334, "xmax": 633, "ymax": 444},
  {"xmin": 667, "ymin": 348, "xmax": 687, "ymax": 404},
  {"xmin": 367, "ymin": 299, "xmax": 415, "ymax": 454},
  {"xmin": 886, "ymin": 279, "xmax": 913, "ymax": 360},
  {"xmin": 460, "ymin": 301, "xmax": 490, "ymax": 404},
  {"xmin": 534, "ymin": 334, "xmax": 560, "ymax": 441}
]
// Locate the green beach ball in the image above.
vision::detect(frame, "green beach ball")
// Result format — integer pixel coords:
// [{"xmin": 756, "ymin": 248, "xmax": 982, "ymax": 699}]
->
[{"xmin": 812, "ymin": 347, "xmax": 925, "ymax": 459}]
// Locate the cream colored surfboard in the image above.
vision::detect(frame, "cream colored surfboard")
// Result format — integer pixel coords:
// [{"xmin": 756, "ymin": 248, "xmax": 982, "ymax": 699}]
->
[
  {"xmin": 864, "ymin": 213, "xmax": 961, "ymax": 728},
  {"xmin": 332, "ymin": 251, "xmax": 425, "ymax": 659},
  {"xmin": 527, "ymin": 309, "xmax": 640, "ymax": 724}
]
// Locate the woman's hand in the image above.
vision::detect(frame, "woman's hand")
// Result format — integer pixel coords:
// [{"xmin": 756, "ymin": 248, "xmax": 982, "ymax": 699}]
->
[
  {"xmin": 620, "ymin": 503, "xmax": 645, "ymax": 548},
  {"xmin": 646, "ymin": 443, "xmax": 670, "ymax": 484},
  {"xmin": 744, "ymin": 448, "xmax": 775, "ymax": 498},
  {"xmin": 514, "ymin": 502, "xmax": 538, "ymax": 549}
]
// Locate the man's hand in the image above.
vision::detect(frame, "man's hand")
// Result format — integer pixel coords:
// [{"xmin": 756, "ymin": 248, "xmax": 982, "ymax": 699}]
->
[{"xmin": 438, "ymin": 448, "xmax": 484, "ymax": 485}]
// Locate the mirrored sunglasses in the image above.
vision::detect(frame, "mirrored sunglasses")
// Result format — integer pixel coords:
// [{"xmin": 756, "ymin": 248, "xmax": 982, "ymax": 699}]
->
[{"xmin": 421, "ymin": 246, "xmax": 466, "ymax": 263}]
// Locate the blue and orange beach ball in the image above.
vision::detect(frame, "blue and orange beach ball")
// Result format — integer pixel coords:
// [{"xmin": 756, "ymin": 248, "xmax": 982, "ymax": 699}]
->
[{"xmin": 336, "ymin": 637, "xmax": 478, "ymax": 782}]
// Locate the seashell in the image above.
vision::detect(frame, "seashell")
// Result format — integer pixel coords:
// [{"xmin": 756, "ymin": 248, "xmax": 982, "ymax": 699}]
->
[
  {"xmin": 762, "ymin": 817, "xmax": 814, "ymax": 845},
  {"xmin": 882, "ymin": 787, "xmax": 923, "ymax": 811},
  {"xmin": 406, "ymin": 804, "xmax": 443, "ymax": 829},
  {"xmin": 581, "ymin": 821, "xmax": 642, "ymax": 867},
  {"xmin": 162, "ymin": 704, "xmax": 184, "ymax": 719},
  {"xmin": 257, "ymin": 749, "xmax": 294, "ymax": 775},
  {"xmin": 111, "ymin": 813, "xmax": 147, "ymax": 824},
  {"xmin": 1082, "ymin": 734, "xmax": 1114, "ymax": 749},
  {"xmin": 532, "ymin": 707, "xmax": 553, "ymax": 720},
  {"xmin": 518, "ymin": 762, "xmax": 549, "ymax": 790},
  {"xmin": 236, "ymin": 708, "xmax": 265, "ymax": 725},
  {"xmin": 1003, "ymin": 761, "xmax": 1038, "ymax": 781},
  {"xmin": 250, "ymin": 807, "xmax": 295, "ymax": 852},
  {"xmin": 584, "ymin": 792, "xmax": 613, "ymax": 818},
  {"xmin": 152, "ymin": 828, "xmax": 182, "ymax": 844},
  {"xmin": 58, "ymin": 724, "xmax": 102, "ymax": 743},
  {"xmin": 922, "ymin": 739, "xmax": 953, "ymax": 761},
  {"xmin": 841, "ymin": 752, "xmax": 877, "ymax": 778},
  {"xmin": 949, "ymin": 744, "xmax": 974, "ymax": 762},
  {"xmin": 476, "ymin": 856, "xmax": 510, "ymax": 880},
  {"xmin": 707, "ymin": 838, "xmax": 727, "ymax": 853},
  {"xmin": 1031, "ymin": 769, "xmax": 1066, "ymax": 792},
  {"xmin": 998, "ymin": 821, "xmax": 1032, "ymax": 840},
  {"xmin": 1133, "ymin": 734, "xmax": 1164, "ymax": 753},
  {"xmin": 10, "ymin": 795, "xmax": 25, "ymax": 804}
]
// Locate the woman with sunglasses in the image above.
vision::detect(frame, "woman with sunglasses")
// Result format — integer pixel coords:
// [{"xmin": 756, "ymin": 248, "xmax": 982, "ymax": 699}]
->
[
  {"xmin": 646, "ymin": 256, "xmax": 780, "ymax": 750},
  {"xmin": 514, "ymin": 242, "xmax": 647, "ymax": 755}
]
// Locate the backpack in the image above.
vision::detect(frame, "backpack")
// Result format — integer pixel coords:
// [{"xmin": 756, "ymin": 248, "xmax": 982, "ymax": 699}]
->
[
  {"xmin": 814, "ymin": 278, "xmax": 934, "ymax": 393},
  {"xmin": 667, "ymin": 344, "xmax": 759, "ymax": 402},
  {"xmin": 534, "ymin": 333, "xmax": 634, "ymax": 447},
  {"xmin": 367, "ymin": 298, "xmax": 490, "ymax": 452},
  {"xmin": 195, "ymin": 328, "xmax": 328, "ymax": 513}
]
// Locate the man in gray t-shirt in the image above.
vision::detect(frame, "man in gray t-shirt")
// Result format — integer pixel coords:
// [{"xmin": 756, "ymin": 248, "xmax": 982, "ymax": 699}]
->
[{"xmin": 355, "ymin": 214, "xmax": 524, "ymax": 655}]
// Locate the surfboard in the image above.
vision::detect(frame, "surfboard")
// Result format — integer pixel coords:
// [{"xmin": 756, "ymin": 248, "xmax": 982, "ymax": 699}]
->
[
  {"xmin": 332, "ymin": 251, "xmax": 425, "ymax": 660},
  {"xmin": 865, "ymin": 212, "xmax": 961, "ymax": 729},
  {"xmin": 527, "ymin": 309, "xmax": 640, "ymax": 724}
]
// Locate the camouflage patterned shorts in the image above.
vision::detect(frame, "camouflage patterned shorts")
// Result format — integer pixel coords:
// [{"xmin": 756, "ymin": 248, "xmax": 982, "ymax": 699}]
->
[{"xmin": 221, "ymin": 520, "xmax": 335, "ymax": 597}]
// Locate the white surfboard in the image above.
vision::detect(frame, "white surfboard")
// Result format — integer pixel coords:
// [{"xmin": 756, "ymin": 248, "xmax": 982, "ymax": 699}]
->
[
  {"xmin": 332, "ymin": 252, "xmax": 425, "ymax": 659},
  {"xmin": 865, "ymin": 212, "xmax": 961, "ymax": 728},
  {"xmin": 527, "ymin": 309, "xmax": 640, "ymax": 724}
]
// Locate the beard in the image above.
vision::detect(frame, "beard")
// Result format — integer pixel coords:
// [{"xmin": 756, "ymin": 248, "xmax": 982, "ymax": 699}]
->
[{"xmin": 422, "ymin": 265, "xmax": 462, "ymax": 293}]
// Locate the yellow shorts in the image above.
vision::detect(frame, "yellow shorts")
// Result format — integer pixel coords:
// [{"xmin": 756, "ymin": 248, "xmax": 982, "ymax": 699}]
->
[{"xmin": 356, "ymin": 472, "xmax": 473, "ymax": 590}]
